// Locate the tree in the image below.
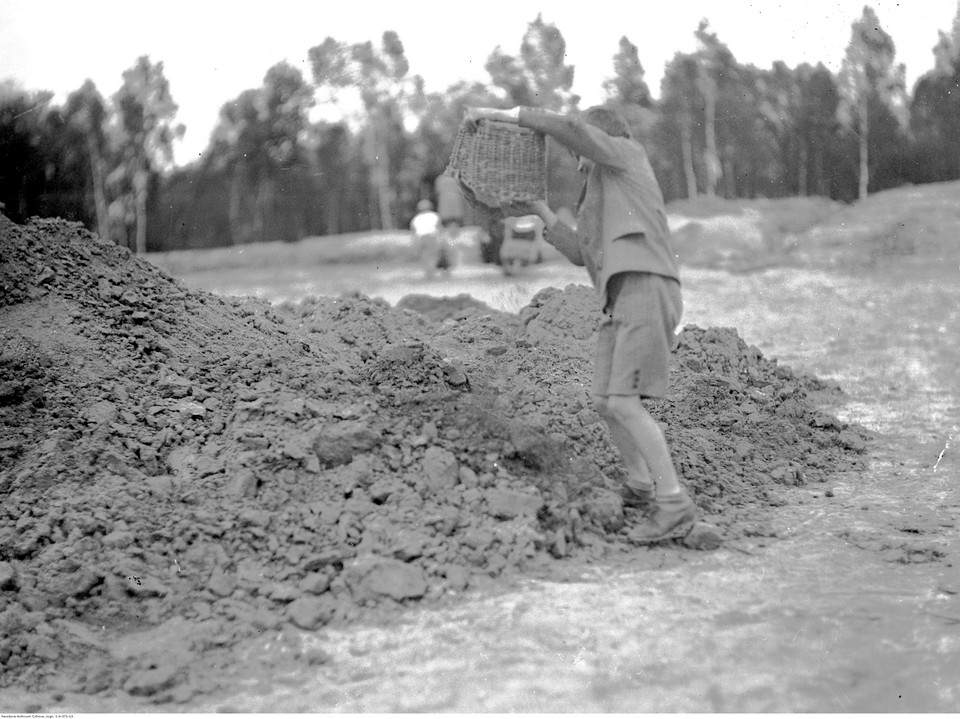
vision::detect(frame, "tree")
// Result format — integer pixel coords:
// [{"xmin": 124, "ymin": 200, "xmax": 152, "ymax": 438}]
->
[
  {"xmin": 755, "ymin": 62, "xmax": 799, "ymax": 194},
  {"xmin": 0, "ymin": 84, "xmax": 45, "ymax": 221},
  {"xmin": 932, "ymin": 0, "xmax": 960, "ymax": 74},
  {"xmin": 658, "ymin": 52, "xmax": 702, "ymax": 199},
  {"xmin": 209, "ymin": 62, "xmax": 315, "ymax": 243},
  {"xmin": 63, "ymin": 80, "xmax": 110, "ymax": 240},
  {"xmin": 694, "ymin": 20, "xmax": 740, "ymax": 197},
  {"xmin": 309, "ymin": 31, "xmax": 417, "ymax": 229},
  {"xmin": 255, "ymin": 62, "xmax": 315, "ymax": 242},
  {"xmin": 484, "ymin": 14, "xmax": 579, "ymax": 111},
  {"xmin": 482, "ymin": 17, "xmax": 582, "ymax": 220},
  {"xmin": 153, "ymin": 161, "xmax": 234, "ymax": 250},
  {"xmin": 724, "ymin": 63, "xmax": 782, "ymax": 198},
  {"xmin": 410, "ymin": 80, "xmax": 498, "ymax": 181},
  {"xmin": 601, "ymin": 36, "xmax": 656, "ymax": 145},
  {"xmin": 110, "ymin": 56, "xmax": 184, "ymax": 252},
  {"xmin": 910, "ymin": 1, "xmax": 960, "ymax": 182},
  {"xmin": 603, "ymin": 36, "xmax": 652, "ymax": 108},
  {"xmin": 0, "ymin": 83, "xmax": 100, "ymax": 227},
  {"xmin": 211, "ymin": 88, "xmax": 262, "ymax": 244},
  {"xmin": 313, "ymin": 122, "xmax": 368, "ymax": 235},
  {"xmin": 837, "ymin": 6, "xmax": 907, "ymax": 200},
  {"xmin": 797, "ymin": 64, "xmax": 841, "ymax": 196}
]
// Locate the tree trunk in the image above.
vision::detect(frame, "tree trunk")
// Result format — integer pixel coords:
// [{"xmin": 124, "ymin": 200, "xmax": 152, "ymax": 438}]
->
[
  {"xmin": 361, "ymin": 125, "xmax": 380, "ymax": 230},
  {"xmin": 325, "ymin": 195, "xmax": 340, "ymax": 235},
  {"xmin": 363, "ymin": 121, "xmax": 395, "ymax": 231},
  {"xmin": 366, "ymin": 171, "xmax": 380, "ymax": 231},
  {"xmin": 229, "ymin": 168, "xmax": 243, "ymax": 244},
  {"xmin": 254, "ymin": 180, "xmax": 271, "ymax": 243},
  {"xmin": 722, "ymin": 153, "xmax": 735, "ymax": 198},
  {"xmin": 374, "ymin": 132, "xmax": 395, "ymax": 230},
  {"xmin": 680, "ymin": 120, "xmax": 697, "ymax": 200},
  {"xmin": 703, "ymin": 88, "xmax": 719, "ymax": 197},
  {"xmin": 858, "ymin": 96, "xmax": 869, "ymax": 200},
  {"xmin": 320, "ymin": 179, "xmax": 339, "ymax": 236},
  {"xmin": 85, "ymin": 135, "xmax": 110, "ymax": 241},
  {"xmin": 375, "ymin": 156, "xmax": 394, "ymax": 230},
  {"xmin": 798, "ymin": 134, "xmax": 809, "ymax": 196},
  {"xmin": 813, "ymin": 133, "xmax": 827, "ymax": 196},
  {"xmin": 133, "ymin": 169, "xmax": 148, "ymax": 254}
]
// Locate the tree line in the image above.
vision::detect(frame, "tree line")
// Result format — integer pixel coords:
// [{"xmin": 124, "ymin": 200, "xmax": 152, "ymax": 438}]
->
[{"xmin": 2, "ymin": 4, "xmax": 959, "ymax": 253}]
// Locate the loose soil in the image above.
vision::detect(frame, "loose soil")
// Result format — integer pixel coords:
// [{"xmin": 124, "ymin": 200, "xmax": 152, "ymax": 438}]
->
[{"xmin": 0, "ymin": 213, "xmax": 875, "ymax": 706}]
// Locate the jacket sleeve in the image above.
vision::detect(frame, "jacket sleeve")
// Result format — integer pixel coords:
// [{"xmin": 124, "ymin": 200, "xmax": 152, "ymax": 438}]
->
[
  {"xmin": 543, "ymin": 219, "xmax": 585, "ymax": 266},
  {"xmin": 518, "ymin": 108, "xmax": 629, "ymax": 171}
]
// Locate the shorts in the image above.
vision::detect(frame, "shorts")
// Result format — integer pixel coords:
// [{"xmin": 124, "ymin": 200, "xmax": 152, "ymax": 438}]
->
[{"xmin": 592, "ymin": 272, "xmax": 683, "ymax": 399}]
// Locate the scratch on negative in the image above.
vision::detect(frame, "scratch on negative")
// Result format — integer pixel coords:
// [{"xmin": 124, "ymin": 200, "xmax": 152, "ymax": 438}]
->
[
  {"xmin": 13, "ymin": 105, "xmax": 43, "ymax": 120},
  {"xmin": 933, "ymin": 436, "xmax": 951, "ymax": 473}
]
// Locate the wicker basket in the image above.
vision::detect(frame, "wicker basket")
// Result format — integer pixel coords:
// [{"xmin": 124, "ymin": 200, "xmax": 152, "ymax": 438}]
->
[{"xmin": 445, "ymin": 119, "xmax": 546, "ymax": 219}]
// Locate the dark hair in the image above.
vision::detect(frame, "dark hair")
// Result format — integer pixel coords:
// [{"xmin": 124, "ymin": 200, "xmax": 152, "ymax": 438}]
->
[{"xmin": 581, "ymin": 105, "xmax": 632, "ymax": 139}]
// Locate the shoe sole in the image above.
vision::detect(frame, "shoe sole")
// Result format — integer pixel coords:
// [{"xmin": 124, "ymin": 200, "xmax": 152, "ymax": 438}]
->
[{"xmin": 627, "ymin": 515, "xmax": 696, "ymax": 545}]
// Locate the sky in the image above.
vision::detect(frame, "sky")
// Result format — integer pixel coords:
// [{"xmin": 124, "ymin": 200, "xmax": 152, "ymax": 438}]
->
[{"xmin": 1, "ymin": 0, "xmax": 958, "ymax": 166}]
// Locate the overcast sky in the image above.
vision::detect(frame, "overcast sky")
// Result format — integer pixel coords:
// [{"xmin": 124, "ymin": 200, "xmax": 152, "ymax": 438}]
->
[{"xmin": 2, "ymin": 0, "xmax": 957, "ymax": 166}]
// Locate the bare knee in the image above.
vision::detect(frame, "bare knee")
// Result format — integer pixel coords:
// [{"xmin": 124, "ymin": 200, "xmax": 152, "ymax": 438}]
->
[{"xmin": 594, "ymin": 394, "xmax": 639, "ymax": 425}]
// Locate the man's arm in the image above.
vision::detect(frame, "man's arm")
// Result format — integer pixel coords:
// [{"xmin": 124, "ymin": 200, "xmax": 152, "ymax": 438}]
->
[
  {"xmin": 463, "ymin": 106, "xmax": 628, "ymax": 170},
  {"xmin": 528, "ymin": 200, "xmax": 584, "ymax": 266},
  {"xmin": 518, "ymin": 108, "xmax": 628, "ymax": 170},
  {"xmin": 462, "ymin": 106, "xmax": 519, "ymax": 130}
]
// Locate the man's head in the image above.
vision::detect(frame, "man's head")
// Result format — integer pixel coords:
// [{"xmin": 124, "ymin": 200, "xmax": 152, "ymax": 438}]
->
[
  {"xmin": 582, "ymin": 105, "xmax": 632, "ymax": 139},
  {"xmin": 417, "ymin": 199, "xmax": 434, "ymax": 212},
  {"xmin": 576, "ymin": 105, "xmax": 632, "ymax": 173}
]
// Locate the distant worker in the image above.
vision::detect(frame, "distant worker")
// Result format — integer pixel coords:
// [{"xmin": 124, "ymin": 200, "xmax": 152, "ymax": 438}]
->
[{"xmin": 410, "ymin": 199, "xmax": 442, "ymax": 279}]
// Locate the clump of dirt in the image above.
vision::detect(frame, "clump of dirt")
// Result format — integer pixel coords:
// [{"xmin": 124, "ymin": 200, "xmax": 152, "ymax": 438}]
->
[
  {"xmin": 394, "ymin": 292, "xmax": 501, "ymax": 324},
  {"xmin": 0, "ymin": 216, "xmax": 869, "ymax": 703}
]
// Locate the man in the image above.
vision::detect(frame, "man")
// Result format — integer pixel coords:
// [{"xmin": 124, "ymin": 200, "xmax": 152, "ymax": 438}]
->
[{"xmin": 464, "ymin": 104, "xmax": 696, "ymax": 543}]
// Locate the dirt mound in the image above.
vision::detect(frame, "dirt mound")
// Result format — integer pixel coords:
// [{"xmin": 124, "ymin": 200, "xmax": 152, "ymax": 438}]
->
[
  {"xmin": 0, "ymin": 217, "xmax": 869, "ymax": 702},
  {"xmin": 394, "ymin": 293, "xmax": 501, "ymax": 323}
]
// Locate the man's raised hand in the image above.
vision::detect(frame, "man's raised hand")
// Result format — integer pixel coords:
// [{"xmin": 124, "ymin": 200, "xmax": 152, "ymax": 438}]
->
[{"xmin": 462, "ymin": 106, "xmax": 520, "ymax": 131}]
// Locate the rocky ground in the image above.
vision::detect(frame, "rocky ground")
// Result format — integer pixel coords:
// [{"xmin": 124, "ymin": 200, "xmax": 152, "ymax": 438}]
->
[{"xmin": 0, "ymin": 214, "xmax": 870, "ymax": 703}]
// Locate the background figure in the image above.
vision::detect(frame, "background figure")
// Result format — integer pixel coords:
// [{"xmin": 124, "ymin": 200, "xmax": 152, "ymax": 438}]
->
[
  {"xmin": 435, "ymin": 174, "xmax": 464, "ymax": 230},
  {"xmin": 410, "ymin": 199, "xmax": 442, "ymax": 279},
  {"xmin": 434, "ymin": 174, "xmax": 463, "ymax": 272}
]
